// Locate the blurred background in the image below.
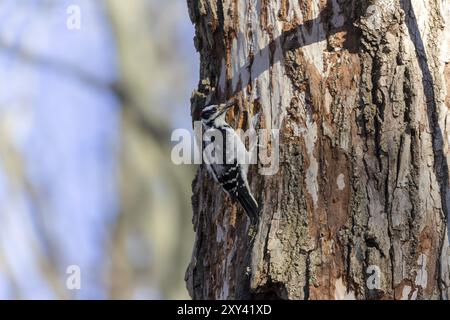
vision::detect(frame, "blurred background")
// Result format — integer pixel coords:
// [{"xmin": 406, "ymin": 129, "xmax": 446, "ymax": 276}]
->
[{"xmin": 0, "ymin": 0, "xmax": 197, "ymax": 299}]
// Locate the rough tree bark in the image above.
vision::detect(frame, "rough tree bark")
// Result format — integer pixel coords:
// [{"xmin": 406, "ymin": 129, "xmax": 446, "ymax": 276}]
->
[{"xmin": 185, "ymin": 0, "xmax": 450, "ymax": 299}]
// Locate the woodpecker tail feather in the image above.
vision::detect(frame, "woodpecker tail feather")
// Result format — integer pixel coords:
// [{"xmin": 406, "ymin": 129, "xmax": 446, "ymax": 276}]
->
[{"xmin": 235, "ymin": 188, "xmax": 259, "ymax": 225}]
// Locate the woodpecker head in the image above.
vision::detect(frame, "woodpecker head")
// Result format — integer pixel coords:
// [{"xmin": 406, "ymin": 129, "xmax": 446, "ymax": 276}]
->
[{"xmin": 200, "ymin": 100, "xmax": 235, "ymax": 124}]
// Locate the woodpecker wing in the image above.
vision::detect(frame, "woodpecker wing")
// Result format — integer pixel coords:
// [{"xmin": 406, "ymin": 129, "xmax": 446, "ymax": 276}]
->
[
  {"xmin": 209, "ymin": 161, "xmax": 259, "ymax": 224},
  {"xmin": 203, "ymin": 125, "xmax": 259, "ymax": 224}
]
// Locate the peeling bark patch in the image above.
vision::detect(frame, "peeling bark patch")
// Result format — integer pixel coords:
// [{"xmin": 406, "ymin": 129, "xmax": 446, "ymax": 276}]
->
[
  {"xmin": 334, "ymin": 277, "xmax": 356, "ymax": 300},
  {"xmin": 304, "ymin": 117, "xmax": 319, "ymax": 207},
  {"xmin": 337, "ymin": 173, "xmax": 345, "ymax": 190},
  {"xmin": 414, "ymin": 254, "xmax": 428, "ymax": 289},
  {"xmin": 401, "ymin": 285, "xmax": 411, "ymax": 300},
  {"xmin": 400, "ymin": 285, "xmax": 418, "ymax": 300}
]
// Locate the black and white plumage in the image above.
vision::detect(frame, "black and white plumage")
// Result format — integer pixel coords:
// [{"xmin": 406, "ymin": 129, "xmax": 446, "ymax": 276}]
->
[{"xmin": 200, "ymin": 102, "xmax": 259, "ymax": 225}]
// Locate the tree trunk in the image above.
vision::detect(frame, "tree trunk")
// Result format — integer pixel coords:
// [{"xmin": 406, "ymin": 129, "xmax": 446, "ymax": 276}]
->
[{"xmin": 185, "ymin": 0, "xmax": 450, "ymax": 300}]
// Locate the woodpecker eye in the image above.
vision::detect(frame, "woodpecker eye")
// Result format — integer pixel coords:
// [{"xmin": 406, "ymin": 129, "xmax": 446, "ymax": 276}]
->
[{"xmin": 201, "ymin": 109, "xmax": 215, "ymax": 119}]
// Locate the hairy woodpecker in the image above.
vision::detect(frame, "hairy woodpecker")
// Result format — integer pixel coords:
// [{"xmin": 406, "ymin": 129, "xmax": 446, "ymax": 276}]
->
[{"xmin": 199, "ymin": 102, "xmax": 259, "ymax": 225}]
